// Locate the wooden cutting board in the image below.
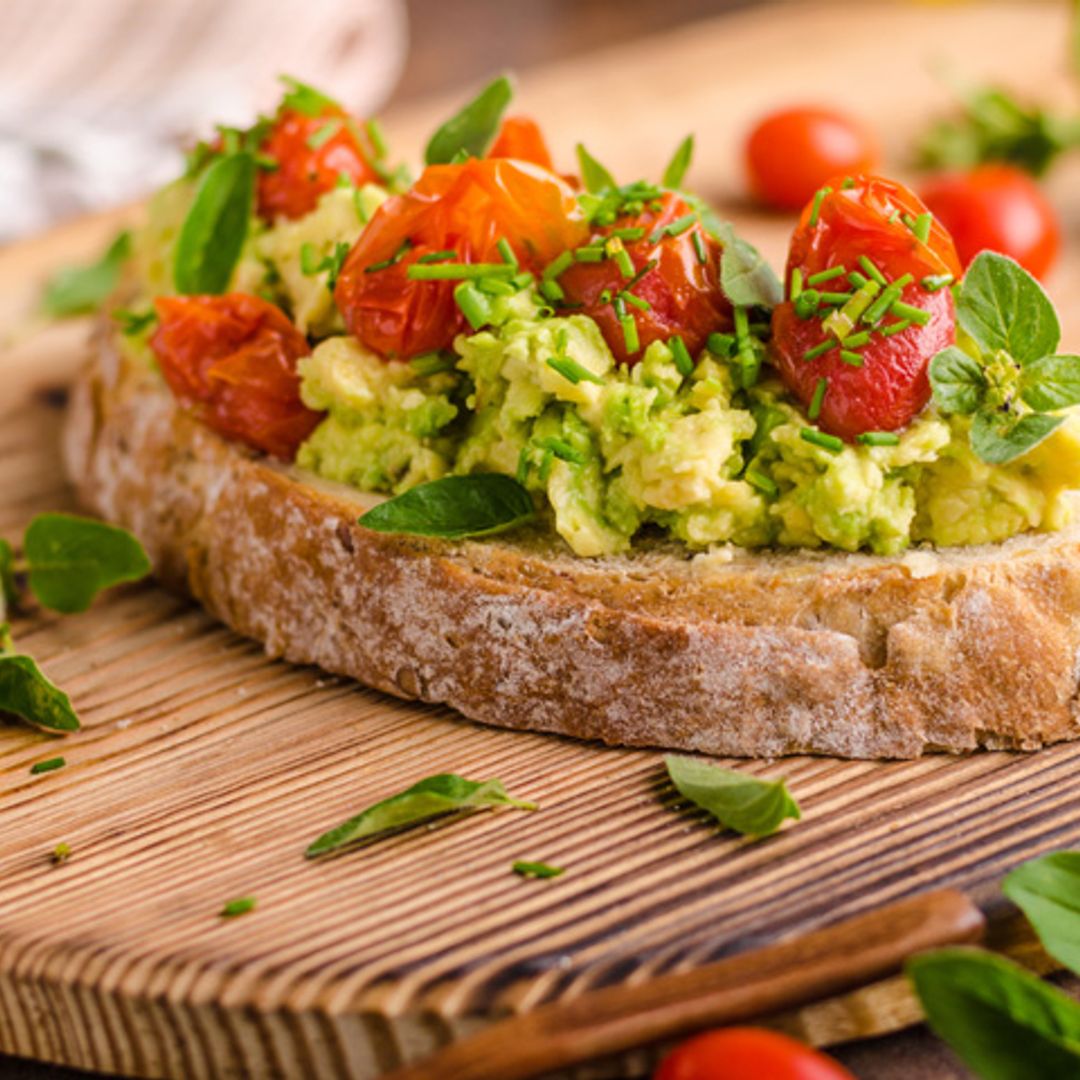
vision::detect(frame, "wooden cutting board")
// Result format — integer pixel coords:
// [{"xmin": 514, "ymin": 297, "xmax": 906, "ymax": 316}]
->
[{"xmin": 2, "ymin": 3, "xmax": 1080, "ymax": 1077}]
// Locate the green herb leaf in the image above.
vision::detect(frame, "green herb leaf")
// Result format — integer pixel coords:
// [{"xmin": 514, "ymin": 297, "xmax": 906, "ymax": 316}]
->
[
  {"xmin": 174, "ymin": 152, "xmax": 256, "ymax": 295},
  {"xmin": 970, "ymin": 410, "xmax": 1064, "ymax": 465},
  {"xmin": 576, "ymin": 144, "xmax": 617, "ymax": 194},
  {"xmin": 662, "ymin": 135, "xmax": 695, "ymax": 189},
  {"xmin": 708, "ymin": 217, "xmax": 782, "ymax": 309},
  {"xmin": 113, "ymin": 308, "xmax": 158, "ymax": 337},
  {"xmin": 221, "ymin": 896, "xmax": 256, "ymax": 918},
  {"xmin": 1020, "ymin": 355, "xmax": 1080, "ymax": 412},
  {"xmin": 958, "ymin": 252, "xmax": 1060, "ymax": 365},
  {"xmin": 513, "ymin": 860, "xmax": 564, "ymax": 879},
  {"xmin": 42, "ymin": 231, "xmax": 132, "ymax": 317},
  {"xmin": 24, "ymin": 513, "xmax": 151, "ymax": 615},
  {"xmin": 929, "ymin": 346, "xmax": 988, "ymax": 414},
  {"xmin": 279, "ymin": 75, "xmax": 340, "ymax": 117},
  {"xmin": 908, "ymin": 948, "xmax": 1080, "ymax": 1080},
  {"xmin": 1003, "ymin": 851, "xmax": 1080, "ymax": 976},
  {"xmin": 30, "ymin": 756, "xmax": 65, "ymax": 775},
  {"xmin": 425, "ymin": 75, "xmax": 514, "ymax": 165},
  {"xmin": 0, "ymin": 539, "xmax": 16, "ymax": 614},
  {"xmin": 0, "ymin": 642, "xmax": 80, "ymax": 733},
  {"xmin": 306, "ymin": 773, "xmax": 537, "ymax": 857},
  {"xmin": 358, "ymin": 474, "xmax": 535, "ymax": 541},
  {"xmin": 664, "ymin": 755, "xmax": 800, "ymax": 838}
]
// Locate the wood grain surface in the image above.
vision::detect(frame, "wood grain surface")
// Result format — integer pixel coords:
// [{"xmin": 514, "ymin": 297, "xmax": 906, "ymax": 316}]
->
[{"xmin": 2, "ymin": 3, "xmax": 1080, "ymax": 1078}]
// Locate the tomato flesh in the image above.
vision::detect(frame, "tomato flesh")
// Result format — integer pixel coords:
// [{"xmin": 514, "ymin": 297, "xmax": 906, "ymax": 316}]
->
[
  {"xmin": 334, "ymin": 157, "xmax": 588, "ymax": 359},
  {"xmin": 746, "ymin": 107, "xmax": 879, "ymax": 212},
  {"xmin": 257, "ymin": 107, "xmax": 378, "ymax": 222},
  {"xmin": 557, "ymin": 191, "xmax": 731, "ymax": 365},
  {"xmin": 151, "ymin": 293, "xmax": 320, "ymax": 459},
  {"xmin": 489, "ymin": 115, "xmax": 555, "ymax": 171},
  {"xmin": 770, "ymin": 175, "xmax": 960, "ymax": 440},
  {"xmin": 654, "ymin": 1027, "xmax": 855, "ymax": 1080},
  {"xmin": 920, "ymin": 164, "xmax": 1061, "ymax": 281}
]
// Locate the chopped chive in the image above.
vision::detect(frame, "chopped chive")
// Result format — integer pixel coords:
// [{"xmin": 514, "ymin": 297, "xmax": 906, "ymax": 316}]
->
[
  {"xmin": 51, "ymin": 842, "xmax": 71, "ymax": 864},
  {"xmin": 613, "ymin": 294, "xmax": 627, "ymax": 319},
  {"xmin": 365, "ymin": 117, "xmax": 389, "ymax": 159},
  {"xmin": 857, "ymin": 256, "xmax": 887, "ymax": 287},
  {"xmin": 889, "ymin": 300, "xmax": 931, "ymax": 325},
  {"xmin": 803, "ymin": 339, "xmax": 834, "ymax": 362},
  {"xmin": 607, "ymin": 238, "xmax": 635, "ymax": 279},
  {"xmin": 620, "ymin": 314, "xmax": 641, "ymax": 354},
  {"xmin": 888, "ymin": 210, "xmax": 902, "ymax": 225},
  {"xmin": 598, "ymin": 289, "xmax": 613, "ymax": 305},
  {"xmin": 407, "ymin": 262, "xmax": 516, "ymax": 281},
  {"xmin": 823, "ymin": 279, "xmax": 881, "ymax": 340},
  {"xmin": 538, "ymin": 437, "xmax": 587, "ymax": 465},
  {"xmin": 477, "ymin": 277, "xmax": 517, "ymax": 296},
  {"xmin": 574, "ymin": 245, "xmax": 605, "ymax": 263},
  {"xmin": 789, "ymin": 267, "xmax": 804, "ymax": 301},
  {"xmin": 819, "ymin": 291, "xmax": 853, "ymax": 305},
  {"xmin": 794, "ymin": 289, "xmax": 821, "ymax": 319},
  {"xmin": 843, "ymin": 330, "xmax": 872, "ymax": 348},
  {"xmin": 669, "ymin": 335, "xmax": 694, "ymax": 376},
  {"xmin": 622, "ymin": 290, "xmax": 651, "ymax": 312},
  {"xmin": 364, "ymin": 239, "xmax": 412, "ymax": 273},
  {"xmin": 544, "ymin": 251, "xmax": 574, "ymax": 280},
  {"xmin": 922, "ymin": 273, "xmax": 954, "ymax": 292},
  {"xmin": 808, "ymin": 377, "xmax": 828, "ymax": 420},
  {"xmin": 801, "ymin": 428, "xmax": 844, "ymax": 453},
  {"xmin": 547, "ymin": 355, "xmax": 604, "ymax": 385},
  {"xmin": 612, "ymin": 226, "xmax": 646, "ymax": 241},
  {"xmin": 857, "ymin": 431, "xmax": 901, "ymax": 446},
  {"xmin": 861, "ymin": 273, "xmax": 914, "ymax": 327},
  {"xmin": 745, "ymin": 468, "xmax": 778, "ymax": 497},
  {"xmin": 626, "ymin": 258, "xmax": 658, "ymax": 290},
  {"xmin": 538, "ymin": 447, "xmax": 555, "ymax": 484},
  {"xmin": 417, "ymin": 249, "xmax": 458, "ymax": 264},
  {"xmin": 847, "ymin": 270, "xmax": 869, "ymax": 289},
  {"xmin": 540, "ymin": 279, "xmax": 565, "ymax": 303},
  {"xmin": 556, "ymin": 327, "xmax": 570, "ymax": 353},
  {"xmin": 221, "ymin": 896, "xmax": 256, "ymax": 919},
  {"xmin": 910, "ymin": 213, "xmax": 932, "ymax": 244},
  {"xmin": 497, "ymin": 237, "xmax": 518, "ymax": 267},
  {"xmin": 691, "ymin": 230, "xmax": 708, "ymax": 264},
  {"xmin": 453, "ymin": 281, "xmax": 491, "ymax": 329},
  {"xmin": 881, "ymin": 318, "xmax": 912, "ymax": 337},
  {"xmin": 841, "ymin": 177, "xmax": 856, "ymax": 190},
  {"xmin": 410, "ymin": 352, "xmax": 456, "ymax": 376},
  {"xmin": 665, "ymin": 213, "xmax": 697, "ymax": 237},
  {"xmin": 306, "ymin": 119, "xmax": 342, "ymax": 150},
  {"xmin": 30, "ymin": 757, "xmax": 65, "ymax": 775},
  {"xmin": 512, "ymin": 860, "xmax": 565, "ymax": 879},
  {"xmin": 807, "ymin": 265, "xmax": 846, "ymax": 286},
  {"xmin": 512, "ymin": 271, "xmax": 534, "ymax": 290},
  {"xmin": 299, "ymin": 242, "xmax": 322, "ymax": 275},
  {"xmin": 807, "ymin": 186, "xmax": 832, "ymax": 228},
  {"xmin": 734, "ymin": 306, "xmax": 751, "ymax": 342},
  {"xmin": 516, "ymin": 445, "xmax": 531, "ymax": 485},
  {"xmin": 707, "ymin": 332, "xmax": 736, "ymax": 357},
  {"xmin": 840, "ymin": 349, "xmax": 864, "ymax": 367}
]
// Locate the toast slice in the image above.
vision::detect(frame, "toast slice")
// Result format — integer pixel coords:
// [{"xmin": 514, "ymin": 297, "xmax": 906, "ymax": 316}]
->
[{"xmin": 61, "ymin": 323, "xmax": 1080, "ymax": 759}]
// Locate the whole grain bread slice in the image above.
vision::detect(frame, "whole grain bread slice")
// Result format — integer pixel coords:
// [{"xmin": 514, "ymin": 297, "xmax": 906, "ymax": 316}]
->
[{"xmin": 61, "ymin": 325, "xmax": 1080, "ymax": 758}]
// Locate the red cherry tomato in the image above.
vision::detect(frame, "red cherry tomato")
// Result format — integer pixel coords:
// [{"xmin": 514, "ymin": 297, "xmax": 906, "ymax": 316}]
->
[
  {"xmin": 256, "ymin": 107, "xmax": 378, "ymax": 222},
  {"xmin": 770, "ymin": 175, "xmax": 961, "ymax": 441},
  {"xmin": 489, "ymin": 115, "xmax": 555, "ymax": 171},
  {"xmin": 334, "ymin": 157, "xmax": 588, "ymax": 359},
  {"xmin": 150, "ymin": 293, "xmax": 321, "ymax": 460},
  {"xmin": 654, "ymin": 1027, "xmax": 855, "ymax": 1080},
  {"xmin": 920, "ymin": 164, "xmax": 1061, "ymax": 281},
  {"xmin": 746, "ymin": 107, "xmax": 879, "ymax": 212},
  {"xmin": 557, "ymin": 191, "xmax": 731, "ymax": 365}
]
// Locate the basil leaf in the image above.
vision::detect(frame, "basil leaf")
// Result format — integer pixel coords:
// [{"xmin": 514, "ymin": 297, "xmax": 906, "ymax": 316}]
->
[
  {"xmin": 929, "ymin": 346, "xmax": 988, "ymax": 415},
  {"xmin": 970, "ymin": 410, "xmax": 1064, "ymax": 465},
  {"xmin": 279, "ymin": 74, "xmax": 340, "ymax": 118},
  {"xmin": 0, "ymin": 539, "xmax": 16, "ymax": 614},
  {"xmin": 958, "ymin": 251, "xmax": 1060, "ymax": 364},
  {"xmin": 664, "ymin": 755, "xmax": 800, "ymax": 838},
  {"xmin": 425, "ymin": 75, "xmax": 513, "ymax": 165},
  {"xmin": 24, "ymin": 513, "xmax": 151, "ymax": 615},
  {"xmin": 0, "ymin": 639, "xmax": 80, "ymax": 733},
  {"xmin": 1020, "ymin": 354, "xmax": 1080, "ymax": 412},
  {"xmin": 359, "ymin": 474, "xmax": 535, "ymax": 540},
  {"xmin": 174, "ymin": 152, "xmax": 256, "ymax": 295},
  {"xmin": 908, "ymin": 948, "xmax": 1080, "ymax": 1080},
  {"xmin": 576, "ymin": 144, "xmax": 617, "ymax": 194},
  {"xmin": 711, "ymin": 219, "xmax": 783, "ymax": 309},
  {"xmin": 42, "ymin": 231, "xmax": 131, "ymax": 317},
  {"xmin": 306, "ymin": 773, "xmax": 537, "ymax": 856},
  {"xmin": 1003, "ymin": 851, "xmax": 1080, "ymax": 976},
  {"xmin": 661, "ymin": 135, "xmax": 695, "ymax": 189}
]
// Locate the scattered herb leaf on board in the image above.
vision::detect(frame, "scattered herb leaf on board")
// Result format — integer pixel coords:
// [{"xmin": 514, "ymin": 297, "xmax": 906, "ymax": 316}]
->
[
  {"xmin": 1002, "ymin": 850, "xmax": 1080, "ymax": 976},
  {"xmin": 513, "ymin": 861, "xmax": 564, "ymax": 879},
  {"xmin": 42, "ymin": 231, "xmax": 132, "ymax": 317}
]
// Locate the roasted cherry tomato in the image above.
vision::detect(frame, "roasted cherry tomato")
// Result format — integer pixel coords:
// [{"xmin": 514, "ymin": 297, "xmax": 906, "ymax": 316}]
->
[
  {"xmin": 151, "ymin": 293, "xmax": 320, "ymax": 459},
  {"xmin": 770, "ymin": 175, "xmax": 961, "ymax": 441},
  {"xmin": 920, "ymin": 164, "xmax": 1061, "ymax": 280},
  {"xmin": 256, "ymin": 107, "xmax": 378, "ymax": 222},
  {"xmin": 557, "ymin": 191, "xmax": 731, "ymax": 365},
  {"xmin": 746, "ymin": 107, "xmax": 879, "ymax": 212},
  {"xmin": 654, "ymin": 1027, "xmax": 856, "ymax": 1080},
  {"xmin": 334, "ymin": 157, "xmax": 588, "ymax": 359},
  {"xmin": 489, "ymin": 115, "xmax": 555, "ymax": 171}
]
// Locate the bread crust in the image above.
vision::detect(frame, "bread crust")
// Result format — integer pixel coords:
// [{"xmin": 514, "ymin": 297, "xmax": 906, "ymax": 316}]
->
[{"xmin": 62, "ymin": 326, "xmax": 1080, "ymax": 758}]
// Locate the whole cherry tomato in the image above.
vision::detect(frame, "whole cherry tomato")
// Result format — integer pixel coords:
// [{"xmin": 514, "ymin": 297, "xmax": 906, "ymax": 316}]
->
[
  {"xmin": 654, "ymin": 1027, "xmax": 855, "ymax": 1080},
  {"xmin": 489, "ymin": 115, "xmax": 556, "ymax": 171},
  {"xmin": 334, "ymin": 157, "xmax": 588, "ymax": 359},
  {"xmin": 557, "ymin": 190, "xmax": 731, "ymax": 365},
  {"xmin": 920, "ymin": 164, "xmax": 1061, "ymax": 280},
  {"xmin": 256, "ymin": 106, "xmax": 379, "ymax": 222},
  {"xmin": 746, "ymin": 108, "xmax": 879, "ymax": 212},
  {"xmin": 151, "ymin": 293, "xmax": 321, "ymax": 460},
  {"xmin": 770, "ymin": 175, "xmax": 961, "ymax": 441}
]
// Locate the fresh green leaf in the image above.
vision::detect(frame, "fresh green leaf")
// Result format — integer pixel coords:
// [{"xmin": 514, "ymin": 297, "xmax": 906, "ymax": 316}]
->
[
  {"xmin": 512, "ymin": 860, "xmax": 564, "ymax": 879},
  {"xmin": 174, "ymin": 152, "xmax": 256, "ymax": 295},
  {"xmin": 664, "ymin": 755, "xmax": 800, "ymax": 838},
  {"xmin": 0, "ymin": 644, "xmax": 80, "ymax": 732},
  {"xmin": 425, "ymin": 75, "xmax": 513, "ymax": 165},
  {"xmin": 30, "ymin": 757, "xmax": 65, "ymax": 775},
  {"xmin": 220, "ymin": 896, "xmax": 256, "ymax": 918},
  {"xmin": 929, "ymin": 346, "xmax": 988, "ymax": 415},
  {"xmin": 970, "ymin": 410, "xmax": 1064, "ymax": 465},
  {"xmin": 359, "ymin": 474, "xmax": 535, "ymax": 540},
  {"xmin": 662, "ymin": 135, "xmax": 695, "ymax": 189},
  {"xmin": 709, "ymin": 218, "xmax": 782, "ymax": 309},
  {"xmin": 575, "ymin": 144, "xmax": 617, "ymax": 194},
  {"xmin": 1003, "ymin": 851, "xmax": 1080, "ymax": 976},
  {"xmin": 958, "ymin": 252, "xmax": 1060, "ymax": 365},
  {"xmin": 279, "ymin": 75, "xmax": 340, "ymax": 117},
  {"xmin": 0, "ymin": 539, "xmax": 16, "ymax": 614},
  {"xmin": 908, "ymin": 948, "xmax": 1080, "ymax": 1080},
  {"xmin": 1020, "ymin": 355, "xmax": 1080, "ymax": 412},
  {"xmin": 306, "ymin": 773, "xmax": 537, "ymax": 856},
  {"xmin": 24, "ymin": 513, "xmax": 151, "ymax": 615},
  {"xmin": 42, "ymin": 231, "xmax": 132, "ymax": 317}
]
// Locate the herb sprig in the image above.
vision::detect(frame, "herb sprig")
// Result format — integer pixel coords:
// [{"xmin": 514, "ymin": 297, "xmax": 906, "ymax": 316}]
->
[
  {"xmin": 425, "ymin": 75, "xmax": 513, "ymax": 165},
  {"xmin": 42, "ymin": 231, "xmax": 132, "ymax": 318}
]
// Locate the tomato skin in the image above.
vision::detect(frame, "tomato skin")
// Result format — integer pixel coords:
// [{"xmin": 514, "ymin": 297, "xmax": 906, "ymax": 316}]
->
[
  {"xmin": 654, "ymin": 1028, "xmax": 855, "ymax": 1080},
  {"xmin": 920, "ymin": 164, "xmax": 1061, "ymax": 280},
  {"xmin": 771, "ymin": 175, "xmax": 960, "ymax": 441},
  {"xmin": 746, "ymin": 107, "xmax": 879, "ymax": 212},
  {"xmin": 489, "ymin": 115, "xmax": 555, "ymax": 171},
  {"xmin": 150, "ymin": 293, "xmax": 321, "ymax": 460},
  {"xmin": 334, "ymin": 157, "xmax": 588, "ymax": 359},
  {"xmin": 557, "ymin": 192, "xmax": 732, "ymax": 365},
  {"xmin": 256, "ymin": 107, "xmax": 378, "ymax": 222}
]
